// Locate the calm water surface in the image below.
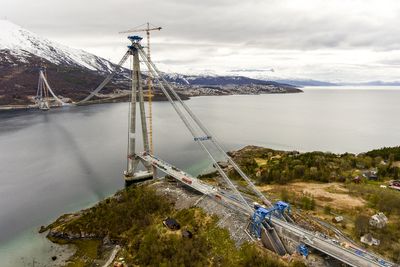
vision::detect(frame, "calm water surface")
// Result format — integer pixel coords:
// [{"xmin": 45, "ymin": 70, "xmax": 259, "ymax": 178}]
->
[{"xmin": 0, "ymin": 87, "xmax": 399, "ymax": 265}]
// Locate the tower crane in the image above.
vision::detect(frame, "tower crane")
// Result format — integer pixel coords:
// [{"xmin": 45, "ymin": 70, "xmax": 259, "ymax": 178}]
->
[{"xmin": 119, "ymin": 23, "xmax": 162, "ymax": 155}]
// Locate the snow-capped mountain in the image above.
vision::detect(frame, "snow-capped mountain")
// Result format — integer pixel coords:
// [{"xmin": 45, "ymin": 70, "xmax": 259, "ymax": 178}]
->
[
  {"xmin": 0, "ymin": 20, "xmax": 130, "ymax": 105},
  {"xmin": 0, "ymin": 20, "xmax": 298, "ymax": 106},
  {"xmin": 0, "ymin": 20, "xmax": 115, "ymax": 73},
  {"xmin": 223, "ymin": 69, "xmax": 338, "ymax": 87},
  {"xmin": 161, "ymin": 69, "xmax": 338, "ymax": 87}
]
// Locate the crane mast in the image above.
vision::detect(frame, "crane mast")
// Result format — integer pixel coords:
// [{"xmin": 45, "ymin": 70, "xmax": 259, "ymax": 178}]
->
[{"xmin": 146, "ymin": 23, "xmax": 154, "ymax": 154}]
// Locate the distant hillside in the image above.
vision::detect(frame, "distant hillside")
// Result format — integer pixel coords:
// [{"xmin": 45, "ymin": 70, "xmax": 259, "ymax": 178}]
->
[
  {"xmin": 0, "ymin": 51, "xmax": 128, "ymax": 105},
  {"xmin": 276, "ymin": 79, "xmax": 338, "ymax": 87},
  {"xmin": 343, "ymin": 81, "xmax": 400, "ymax": 86},
  {"xmin": 0, "ymin": 20, "xmax": 129, "ymax": 105},
  {"xmin": 163, "ymin": 73, "xmax": 297, "ymax": 88}
]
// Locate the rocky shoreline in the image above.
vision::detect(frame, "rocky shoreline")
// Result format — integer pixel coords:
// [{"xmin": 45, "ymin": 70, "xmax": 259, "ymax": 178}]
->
[{"xmin": 40, "ymin": 179, "xmax": 295, "ymax": 266}]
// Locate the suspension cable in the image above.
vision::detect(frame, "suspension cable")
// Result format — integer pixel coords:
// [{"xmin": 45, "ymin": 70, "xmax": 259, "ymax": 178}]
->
[
  {"xmin": 138, "ymin": 48, "xmax": 253, "ymax": 212},
  {"xmin": 77, "ymin": 50, "xmax": 130, "ymax": 104},
  {"xmin": 137, "ymin": 46, "xmax": 270, "ymax": 206},
  {"xmin": 40, "ymin": 71, "xmax": 68, "ymax": 106}
]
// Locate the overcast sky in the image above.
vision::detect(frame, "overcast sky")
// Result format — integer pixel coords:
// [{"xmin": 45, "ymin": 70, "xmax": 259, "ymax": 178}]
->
[{"xmin": 2, "ymin": 0, "xmax": 400, "ymax": 82}]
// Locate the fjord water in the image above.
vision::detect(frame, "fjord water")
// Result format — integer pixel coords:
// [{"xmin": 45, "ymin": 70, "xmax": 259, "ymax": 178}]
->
[{"xmin": 0, "ymin": 87, "xmax": 399, "ymax": 265}]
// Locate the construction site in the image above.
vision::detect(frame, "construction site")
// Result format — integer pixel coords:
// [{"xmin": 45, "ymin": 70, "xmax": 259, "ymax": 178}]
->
[{"xmin": 32, "ymin": 24, "xmax": 397, "ymax": 267}]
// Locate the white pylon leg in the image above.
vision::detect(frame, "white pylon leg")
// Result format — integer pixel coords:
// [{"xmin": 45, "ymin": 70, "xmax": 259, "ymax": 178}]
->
[{"xmin": 124, "ymin": 38, "xmax": 153, "ymax": 184}]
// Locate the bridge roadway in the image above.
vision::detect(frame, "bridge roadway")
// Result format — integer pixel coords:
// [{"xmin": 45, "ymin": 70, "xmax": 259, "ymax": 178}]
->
[
  {"xmin": 270, "ymin": 218, "xmax": 393, "ymax": 267},
  {"xmin": 138, "ymin": 153, "xmax": 251, "ymax": 215},
  {"xmin": 139, "ymin": 153, "xmax": 395, "ymax": 267}
]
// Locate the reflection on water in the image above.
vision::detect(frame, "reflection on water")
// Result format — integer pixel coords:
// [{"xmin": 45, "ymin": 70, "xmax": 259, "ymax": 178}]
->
[{"xmin": 0, "ymin": 88, "xmax": 399, "ymax": 265}]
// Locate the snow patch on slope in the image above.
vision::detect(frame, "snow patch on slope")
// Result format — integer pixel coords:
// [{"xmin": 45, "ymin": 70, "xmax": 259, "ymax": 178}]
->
[{"xmin": 0, "ymin": 20, "xmax": 114, "ymax": 72}]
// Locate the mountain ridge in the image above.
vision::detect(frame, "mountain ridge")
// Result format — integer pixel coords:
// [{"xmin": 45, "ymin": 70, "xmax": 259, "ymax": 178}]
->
[
  {"xmin": 0, "ymin": 20, "xmax": 300, "ymax": 106},
  {"xmin": 0, "ymin": 20, "xmax": 116, "ymax": 73}
]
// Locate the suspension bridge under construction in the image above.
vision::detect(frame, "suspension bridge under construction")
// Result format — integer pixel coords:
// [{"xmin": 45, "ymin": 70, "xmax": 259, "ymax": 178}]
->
[{"xmin": 34, "ymin": 33, "xmax": 395, "ymax": 267}]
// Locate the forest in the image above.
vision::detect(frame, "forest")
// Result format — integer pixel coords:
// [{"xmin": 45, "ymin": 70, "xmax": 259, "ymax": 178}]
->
[{"xmin": 231, "ymin": 146, "xmax": 400, "ymax": 185}]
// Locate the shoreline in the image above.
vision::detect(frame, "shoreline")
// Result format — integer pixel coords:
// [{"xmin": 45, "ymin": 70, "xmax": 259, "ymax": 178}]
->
[{"xmin": 0, "ymin": 89, "xmax": 303, "ymax": 112}]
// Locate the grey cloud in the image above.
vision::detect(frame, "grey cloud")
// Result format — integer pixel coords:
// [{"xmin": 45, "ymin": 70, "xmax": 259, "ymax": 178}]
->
[
  {"xmin": 3, "ymin": 0, "xmax": 400, "ymax": 52},
  {"xmin": 2, "ymin": 0, "xmax": 400, "ymax": 81},
  {"xmin": 156, "ymin": 58, "xmax": 202, "ymax": 65},
  {"xmin": 378, "ymin": 58, "xmax": 400, "ymax": 66}
]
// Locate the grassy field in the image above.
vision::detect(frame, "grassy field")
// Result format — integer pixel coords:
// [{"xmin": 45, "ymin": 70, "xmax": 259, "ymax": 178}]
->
[{"xmin": 230, "ymin": 146, "xmax": 400, "ymax": 263}]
